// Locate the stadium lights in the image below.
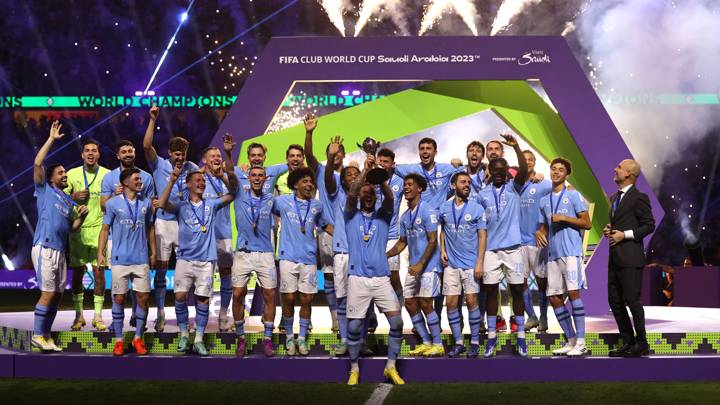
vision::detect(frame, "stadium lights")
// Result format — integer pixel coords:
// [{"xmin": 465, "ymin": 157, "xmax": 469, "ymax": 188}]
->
[{"xmin": 2, "ymin": 254, "xmax": 14, "ymax": 271}]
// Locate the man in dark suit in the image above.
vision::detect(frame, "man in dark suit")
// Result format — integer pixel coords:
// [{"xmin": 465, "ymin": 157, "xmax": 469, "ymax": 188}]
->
[{"xmin": 605, "ymin": 159, "xmax": 656, "ymax": 357}]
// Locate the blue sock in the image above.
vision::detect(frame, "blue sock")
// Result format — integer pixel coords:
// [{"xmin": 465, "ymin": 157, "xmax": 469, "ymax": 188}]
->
[
  {"xmin": 348, "ymin": 319, "xmax": 363, "ymax": 362},
  {"xmin": 468, "ymin": 307, "xmax": 482, "ymax": 345},
  {"xmin": 337, "ymin": 296, "xmax": 348, "ymax": 342},
  {"xmin": 112, "ymin": 302, "xmax": 124, "ymax": 339},
  {"xmin": 134, "ymin": 306, "xmax": 147, "ymax": 339},
  {"xmin": 426, "ymin": 311, "xmax": 442, "ymax": 345},
  {"xmin": 220, "ymin": 275, "xmax": 232, "ymax": 313},
  {"xmin": 195, "ymin": 302, "xmax": 209, "ymax": 336},
  {"xmin": 553, "ymin": 306, "xmax": 576, "ymax": 339},
  {"xmin": 410, "ymin": 313, "xmax": 431, "ymax": 345},
  {"xmin": 263, "ymin": 321, "xmax": 273, "ymax": 339},
  {"xmin": 387, "ymin": 315, "xmax": 403, "ymax": 361},
  {"xmin": 33, "ymin": 304, "xmax": 48, "ymax": 336},
  {"xmin": 299, "ymin": 318, "xmax": 310, "ymax": 339},
  {"xmin": 325, "ymin": 279, "xmax": 337, "ymax": 312},
  {"xmin": 487, "ymin": 312, "xmax": 497, "ymax": 338},
  {"xmin": 447, "ymin": 309, "xmax": 463, "ymax": 345},
  {"xmin": 154, "ymin": 269, "xmax": 167, "ymax": 313},
  {"xmin": 515, "ymin": 314, "xmax": 526, "ymax": 338},
  {"xmin": 175, "ymin": 300, "xmax": 189, "ymax": 334},
  {"xmin": 285, "ymin": 316, "xmax": 294, "ymax": 339},
  {"xmin": 571, "ymin": 298, "xmax": 586, "ymax": 339},
  {"xmin": 523, "ymin": 288, "xmax": 536, "ymax": 318},
  {"xmin": 235, "ymin": 319, "xmax": 245, "ymax": 337},
  {"xmin": 539, "ymin": 289, "xmax": 549, "ymax": 320},
  {"xmin": 45, "ymin": 303, "xmax": 59, "ymax": 337}
]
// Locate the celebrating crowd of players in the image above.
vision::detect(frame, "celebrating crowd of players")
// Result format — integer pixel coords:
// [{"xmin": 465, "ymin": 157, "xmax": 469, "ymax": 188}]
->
[{"xmin": 30, "ymin": 105, "xmax": 592, "ymax": 385}]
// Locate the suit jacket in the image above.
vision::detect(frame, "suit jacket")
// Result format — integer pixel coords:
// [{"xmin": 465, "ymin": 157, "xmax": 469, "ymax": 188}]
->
[{"xmin": 608, "ymin": 185, "xmax": 656, "ymax": 268}]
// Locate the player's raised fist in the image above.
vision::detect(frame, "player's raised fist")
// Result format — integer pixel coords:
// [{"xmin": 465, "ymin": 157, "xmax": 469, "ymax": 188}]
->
[
  {"xmin": 500, "ymin": 132, "xmax": 518, "ymax": 148},
  {"xmin": 223, "ymin": 133, "xmax": 236, "ymax": 153},
  {"xmin": 149, "ymin": 102, "xmax": 159, "ymax": 120}
]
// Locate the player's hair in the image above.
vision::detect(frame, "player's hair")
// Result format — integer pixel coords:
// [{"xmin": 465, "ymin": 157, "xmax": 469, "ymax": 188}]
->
[
  {"xmin": 120, "ymin": 167, "xmax": 140, "ymax": 184},
  {"xmin": 81, "ymin": 138, "xmax": 100, "ymax": 149},
  {"xmin": 202, "ymin": 146, "xmax": 220, "ymax": 157},
  {"xmin": 247, "ymin": 142, "xmax": 267, "ymax": 156},
  {"xmin": 340, "ymin": 165, "xmax": 360, "ymax": 191},
  {"xmin": 46, "ymin": 163, "xmax": 64, "ymax": 183},
  {"xmin": 551, "ymin": 157, "xmax": 572, "ymax": 175},
  {"xmin": 185, "ymin": 170, "xmax": 203, "ymax": 184},
  {"xmin": 404, "ymin": 173, "xmax": 427, "ymax": 192},
  {"xmin": 522, "ymin": 149, "xmax": 536, "ymax": 158},
  {"xmin": 115, "ymin": 139, "xmax": 135, "ymax": 152},
  {"xmin": 287, "ymin": 167, "xmax": 315, "ymax": 190},
  {"xmin": 377, "ymin": 148, "xmax": 395, "ymax": 160},
  {"xmin": 286, "ymin": 144, "xmax": 304, "ymax": 157},
  {"xmin": 168, "ymin": 137, "xmax": 189, "ymax": 153},
  {"xmin": 486, "ymin": 140, "xmax": 504, "ymax": 151},
  {"xmin": 466, "ymin": 141, "xmax": 485, "ymax": 155},
  {"xmin": 451, "ymin": 171, "xmax": 471, "ymax": 184},
  {"xmin": 488, "ymin": 157, "xmax": 509, "ymax": 170},
  {"xmin": 249, "ymin": 165, "xmax": 266, "ymax": 174},
  {"xmin": 418, "ymin": 137, "xmax": 437, "ymax": 150}
]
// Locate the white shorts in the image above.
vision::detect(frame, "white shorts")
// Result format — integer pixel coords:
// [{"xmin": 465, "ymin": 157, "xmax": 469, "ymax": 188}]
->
[
  {"xmin": 216, "ymin": 239, "xmax": 233, "ymax": 269},
  {"xmin": 522, "ymin": 245, "xmax": 547, "ymax": 279},
  {"xmin": 546, "ymin": 256, "xmax": 586, "ymax": 296},
  {"xmin": 386, "ymin": 239, "xmax": 400, "ymax": 272},
  {"xmin": 111, "ymin": 264, "xmax": 151, "ymax": 295},
  {"xmin": 403, "ymin": 271, "xmax": 441, "ymax": 298},
  {"xmin": 105, "ymin": 239, "xmax": 112, "ymax": 267},
  {"xmin": 333, "ymin": 253, "xmax": 349, "ymax": 298},
  {"xmin": 483, "ymin": 247, "xmax": 525, "ymax": 285},
  {"xmin": 318, "ymin": 230, "xmax": 334, "ymax": 274},
  {"xmin": 174, "ymin": 259, "xmax": 216, "ymax": 297},
  {"xmin": 32, "ymin": 245, "xmax": 67, "ymax": 293},
  {"xmin": 155, "ymin": 218, "xmax": 179, "ymax": 261},
  {"xmin": 279, "ymin": 260, "xmax": 318, "ymax": 294},
  {"xmin": 232, "ymin": 251, "xmax": 277, "ymax": 289},
  {"xmin": 347, "ymin": 275, "xmax": 401, "ymax": 319},
  {"xmin": 442, "ymin": 266, "xmax": 480, "ymax": 296}
]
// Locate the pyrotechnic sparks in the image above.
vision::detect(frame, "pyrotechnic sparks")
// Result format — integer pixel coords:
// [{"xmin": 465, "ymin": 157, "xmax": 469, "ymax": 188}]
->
[
  {"xmin": 354, "ymin": 0, "xmax": 409, "ymax": 37},
  {"xmin": 490, "ymin": 0, "xmax": 542, "ymax": 35},
  {"xmin": 317, "ymin": 0, "xmax": 347, "ymax": 36},
  {"xmin": 419, "ymin": 0, "xmax": 479, "ymax": 36}
]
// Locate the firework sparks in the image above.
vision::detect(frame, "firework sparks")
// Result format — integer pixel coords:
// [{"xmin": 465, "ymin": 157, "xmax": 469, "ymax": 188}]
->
[
  {"xmin": 419, "ymin": 0, "xmax": 479, "ymax": 36},
  {"xmin": 354, "ymin": 0, "xmax": 409, "ymax": 37},
  {"xmin": 317, "ymin": 0, "xmax": 347, "ymax": 36},
  {"xmin": 490, "ymin": 0, "xmax": 542, "ymax": 35}
]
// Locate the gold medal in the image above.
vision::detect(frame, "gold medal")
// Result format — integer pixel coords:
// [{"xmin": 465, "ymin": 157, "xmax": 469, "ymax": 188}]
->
[
  {"xmin": 252, "ymin": 223, "xmax": 257, "ymax": 230},
  {"xmin": 300, "ymin": 226, "xmax": 306, "ymax": 234},
  {"xmin": 178, "ymin": 192, "xmax": 184, "ymax": 200},
  {"xmin": 131, "ymin": 224, "xmax": 136, "ymax": 231},
  {"xmin": 200, "ymin": 225, "xmax": 207, "ymax": 233},
  {"xmin": 363, "ymin": 234, "xmax": 370, "ymax": 242}
]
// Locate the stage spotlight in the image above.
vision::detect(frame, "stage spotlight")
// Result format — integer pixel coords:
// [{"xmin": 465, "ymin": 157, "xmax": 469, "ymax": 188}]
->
[
  {"xmin": 1, "ymin": 254, "xmax": 14, "ymax": 271},
  {"xmin": 180, "ymin": 12, "xmax": 188, "ymax": 23}
]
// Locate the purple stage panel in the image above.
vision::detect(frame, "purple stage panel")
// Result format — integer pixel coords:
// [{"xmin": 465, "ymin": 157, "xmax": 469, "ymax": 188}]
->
[
  {"xmin": 11, "ymin": 354, "xmax": 720, "ymax": 382},
  {"xmin": 0, "ymin": 353, "xmax": 13, "ymax": 377},
  {"xmin": 673, "ymin": 267, "xmax": 720, "ymax": 308}
]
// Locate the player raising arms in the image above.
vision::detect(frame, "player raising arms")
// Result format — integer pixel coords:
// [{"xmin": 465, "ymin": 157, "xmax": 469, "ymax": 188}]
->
[
  {"xmin": 439, "ymin": 172, "xmax": 487, "ymax": 358},
  {"xmin": 143, "ymin": 102, "xmax": 198, "ymax": 332},
  {"xmin": 344, "ymin": 166, "xmax": 404, "ymax": 386},
  {"xmin": 231, "ymin": 165, "xmax": 278, "ymax": 357},
  {"xmin": 98, "ymin": 168, "xmax": 156, "ymax": 356},
  {"xmin": 157, "ymin": 134, "xmax": 238, "ymax": 356},
  {"xmin": 536, "ymin": 158, "xmax": 591, "ymax": 356},
  {"xmin": 478, "ymin": 133, "xmax": 530, "ymax": 358},
  {"xmin": 64, "ymin": 138, "xmax": 109, "ymax": 332},
  {"xmin": 31, "ymin": 121, "xmax": 89, "ymax": 351},
  {"xmin": 273, "ymin": 166, "xmax": 325, "ymax": 356},
  {"xmin": 387, "ymin": 174, "xmax": 444, "ymax": 357}
]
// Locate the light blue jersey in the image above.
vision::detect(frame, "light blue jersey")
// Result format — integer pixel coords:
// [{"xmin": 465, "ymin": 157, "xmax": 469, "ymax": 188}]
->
[
  {"xmin": 439, "ymin": 199, "xmax": 486, "ymax": 270},
  {"xmin": 33, "ymin": 183, "xmax": 75, "ymax": 251},
  {"xmin": 466, "ymin": 169, "xmax": 486, "ymax": 201},
  {"xmin": 176, "ymin": 198, "xmax": 224, "ymax": 262},
  {"xmin": 399, "ymin": 201, "xmax": 441, "ymax": 273},
  {"xmin": 345, "ymin": 207, "xmax": 393, "ymax": 277},
  {"xmin": 315, "ymin": 163, "xmax": 341, "ymax": 227},
  {"xmin": 538, "ymin": 188, "xmax": 588, "ymax": 260},
  {"xmin": 103, "ymin": 195, "xmax": 153, "ymax": 265},
  {"xmin": 375, "ymin": 173, "xmax": 404, "ymax": 240},
  {"xmin": 519, "ymin": 179, "xmax": 552, "ymax": 246},
  {"xmin": 236, "ymin": 163, "xmax": 288, "ymax": 196},
  {"xmin": 478, "ymin": 179, "xmax": 523, "ymax": 251},
  {"xmin": 203, "ymin": 173, "xmax": 232, "ymax": 240},
  {"xmin": 101, "ymin": 166, "xmax": 156, "ymax": 200},
  {"xmin": 272, "ymin": 194, "xmax": 324, "ymax": 265},
  {"xmin": 149, "ymin": 157, "xmax": 198, "ymax": 221},
  {"xmin": 234, "ymin": 189, "xmax": 274, "ymax": 253},
  {"xmin": 331, "ymin": 191, "xmax": 348, "ymax": 254},
  {"xmin": 395, "ymin": 163, "xmax": 462, "ymax": 209}
]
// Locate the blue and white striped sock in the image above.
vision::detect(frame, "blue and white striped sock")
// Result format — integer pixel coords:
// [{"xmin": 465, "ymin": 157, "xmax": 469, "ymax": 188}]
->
[
  {"xmin": 426, "ymin": 311, "xmax": 442, "ymax": 345},
  {"xmin": 175, "ymin": 300, "xmax": 189, "ymax": 335},
  {"xmin": 571, "ymin": 298, "xmax": 586, "ymax": 339},
  {"xmin": 411, "ymin": 313, "xmax": 431, "ymax": 345},
  {"xmin": 447, "ymin": 309, "xmax": 463, "ymax": 345},
  {"xmin": 134, "ymin": 306, "xmax": 147, "ymax": 339},
  {"xmin": 468, "ymin": 307, "xmax": 482, "ymax": 345},
  {"xmin": 553, "ymin": 306, "xmax": 576, "ymax": 339},
  {"xmin": 112, "ymin": 302, "xmax": 124, "ymax": 340},
  {"xmin": 299, "ymin": 318, "xmax": 310, "ymax": 340},
  {"xmin": 195, "ymin": 302, "xmax": 209, "ymax": 341},
  {"xmin": 33, "ymin": 304, "xmax": 48, "ymax": 337},
  {"xmin": 235, "ymin": 319, "xmax": 245, "ymax": 337},
  {"xmin": 220, "ymin": 275, "xmax": 232, "ymax": 315}
]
